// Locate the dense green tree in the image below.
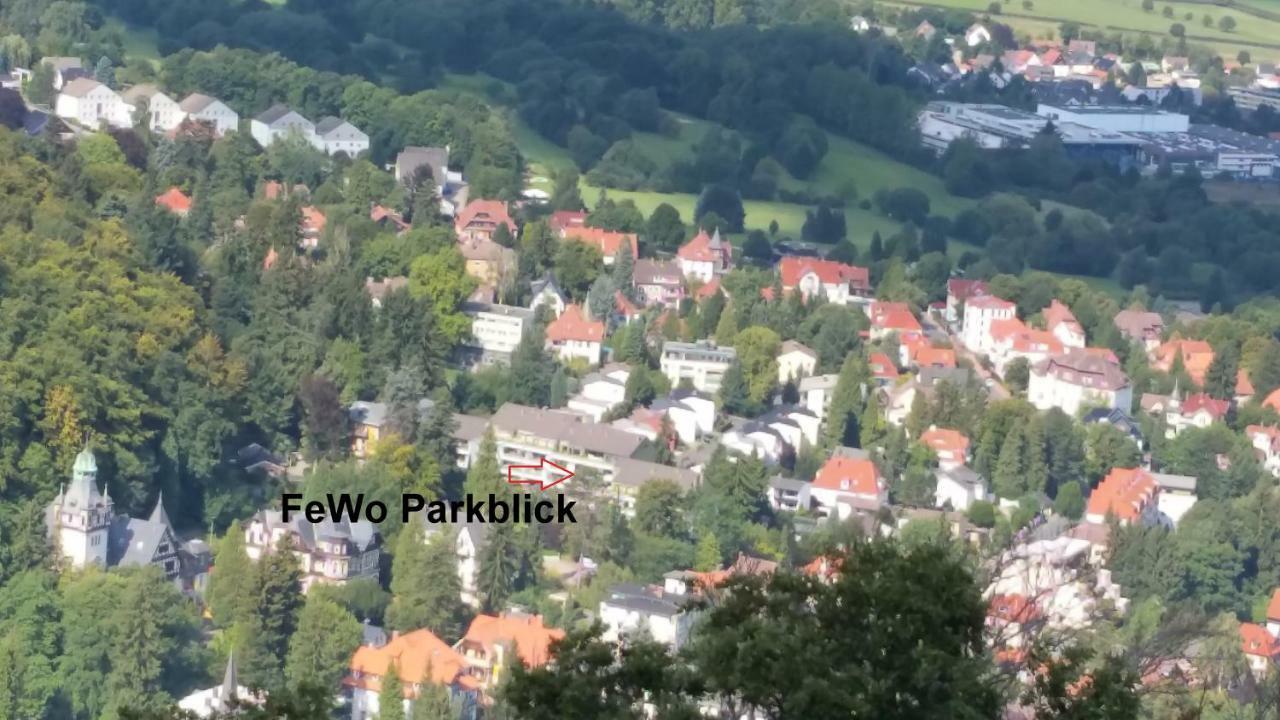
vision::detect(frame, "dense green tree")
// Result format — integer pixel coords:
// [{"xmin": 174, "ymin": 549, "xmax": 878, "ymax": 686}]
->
[
  {"xmin": 464, "ymin": 428, "xmax": 504, "ymax": 498},
  {"xmin": 647, "ymin": 203, "xmax": 686, "ymax": 252},
  {"xmin": 634, "ymin": 479, "xmax": 686, "ymax": 537},
  {"xmin": 694, "ymin": 531, "xmax": 722, "ymax": 571},
  {"xmin": 285, "ymin": 596, "xmax": 363, "ymax": 692},
  {"xmin": 243, "ymin": 535, "xmax": 304, "ymax": 690},
  {"xmin": 380, "ymin": 661, "xmax": 407, "ymax": 720},
  {"xmin": 207, "ymin": 530, "xmax": 256, "ymax": 628},
  {"xmin": 386, "ymin": 528, "xmax": 466, "ymax": 640},
  {"xmin": 1204, "ymin": 343, "xmax": 1239, "ymax": 401},
  {"xmin": 477, "ymin": 523, "xmax": 518, "ymax": 613}
]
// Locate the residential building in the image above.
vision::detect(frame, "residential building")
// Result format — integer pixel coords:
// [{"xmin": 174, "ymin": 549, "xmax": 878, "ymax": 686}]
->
[
  {"xmin": 633, "ymin": 259, "xmax": 685, "ymax": 307},
  {"xmin": 454, "ymin": 200, "xmax": 516, "ymax": 243},
  {"xmin": 562, "ymin": 226, "xmax": 638, "ymax": 266},
  {"xmin": 809, "ymin": 455, "xmax": 887, "ymax": 519},
  {"xmin": 867, "ymin": 301, "xmax": 923, "ymax": 345},
  {"xmin": 660, "ymin": 340, "xmax": 736, "ymax": 393},
  {"xmin": 676, "ymin": 229, "xmax": 732, "ymax": 282},
  {"xmin": 920, "ymin": 427, "xmax": 970, "ymax": 469},
  {"xmin": 122, "ymin": 85, "xmax": 180, "ymax": 131},
  {"xmin": 489, "ymin": 403, "xmax": 646, "ymax": 489},
  {"xmin": 371, "ymin": 204, "xmax": 411, "ymax": 234},
  {"xmin": 1154, "ymin": 472, "xmax": 1197, "ymax": 526},
  {"xmin": 1028, "ymin": 349, "xmax": 1132, "ymax": 416},
  {"xmin": 778, "ymin": 256, "xmax": 871, "ymax": 305},
  {"xmin": 961, "ymin": 295, "xmax": 1017, "ymax": 355},
  {"xmin": 250, "ymin": 104, "xmax": 315, "ymax": 148},
  {"xmin": 934, "ymin": 466, "xmax": 988, "ymax": 511},
  {"xmin": 1152, "ymin": 338, "xmax": 1214, "ymax": 386},
  {"xmin": 1248, "ymin": 425, "xmax": 1280, "ymax": 477},
  {"xmin": 155, "ymin": 187, "xmax": 192, "ymax": 216},
  {"xmin": 1082, "ymin": 407, "xmax": 1145, "ymax": 448},
  {"xmin": 314, "ymin": 116, "xmax": 369, "ymax": 156},
  {"xmin": 395, "ymin": 146, "xmax": 449, "ymax": 186},
  {"xmin": 965, "ymin": 22, "xmax": 992, "ymax": 46},
  {"xmin": 1142, "ymin": 390, "xmax": 1229, "ymax": 438},
  {"xmin": 244, "ymin": 509, "xmax": 381, "ymax": 592},
  {"xmin": 777, "ymin": 339, "xmax": 817, "ymax": 383},
  {"xmin": 178, "ymin": 654, "xmax": 258, "ymax": 718},
  {"xmin": 548, "ymin": 210, "xmax": 587, "ymax": 235},
  {"xmin": 648, "ymin": 389, "xmax": 716, "ymax": 445},
  {"xmin": 722, "ymin": 407, "xmax": 821, "ymax": 464},
  {"xmin": 545, "ymin": 304, "xmax": 604, "ymax": 366},
  {"xmin": 768, "ymin": 475, "xmax": 811, "ymax": 512},
  {"xmin": 175, "ymin": 93, "xmax": 238, "ymax": 135},
  {"xmin": 453, "ymin": 613, "xmax": 563, "ymax": 692},
  {"xmin": 610, "ymin": 458, "xmax": 701, "ymax": 514},
  {"xmin": 347, "ymin": 628, "xmax": 478, "ymax": 720},
  {"xmin": 988, "ymin": 318, "xmax": 1064, "ymax": 377},
  {"xmin": 946, "ymin": 278, "xmax": 990, "ymax": 328},
  {"xmin": 1113, "ymin": 309, "xmax": 1164, "ymax": 351},
  {"xmin": 567, "ymin": 364, "xmax": 630, "ymax": 421},
  {"xmin": 529, "ymin": 274, "xmax": 567, "ymax": 317},
  {"xmin": 1085, "ymin": 467, "xmax": 1158, "ymax": 525},
  {"xmin": 799, "ymin": 373, "xmax": 839, "ymax": 420},
  {"xmin": 1043, "ymin": 299, "xmax": 1086, "ymax": 348},
  {"xmin": 1240, "ymin": 622, "xmax": 1279, "ymax": 677},
  {"xmin": 46, "ymin": 448, "xmax": 183, "ymax": 578},
  {"xmin": 43, "ymin": 56, "xmax": 85, "ymax": 90},
  {"xmin": 55, "ymin": 78, "xmax": 131, "ymax": 129},
  {"xmin": 461, "ymin": 302, "xmax": 534, "ymax": 366},
  {"xmin": 599, "ymin": 581, "xmax": 699, "ymax": 651},
  {"xmin": 458, "ymin": 236, "xmax": 515, "ymax": 287},
  {"xmin": 299, "ymin": 206, "xmax": 326, "ymax": 248},
  {"xmin": 868, "ymin": 352, "xmax": 900, "ymax": 386}
]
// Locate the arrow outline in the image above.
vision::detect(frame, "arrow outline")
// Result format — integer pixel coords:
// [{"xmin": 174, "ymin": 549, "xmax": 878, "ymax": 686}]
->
[{"xmin": 505, "ymin": 457, "xmax": 575, "ymax": 491}]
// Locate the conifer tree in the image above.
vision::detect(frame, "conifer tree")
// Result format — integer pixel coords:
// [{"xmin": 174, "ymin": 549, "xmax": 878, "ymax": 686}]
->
[
  {"xmin": 695, "ymin": 532, "xmax": 722, "ymax": 571},
  {"xmin": 380, "ymin": 661, "xmax": 406, "ymax": 720},
  {"xmin": 243, "ymin": 535, "xmax": 303, "ymax": 690},
  {"xmin": 1022, "ymin": 417, "xmax": 1049, "ymax": 497},
  {"xmin": 411, "ymin": 669, "xmax": 456, "ymax": 720},
  {"xmin": 285, "ymin": 596, "xmax": 362, "ymax": 691},
  {"xmin": 717, "ymin": 360, "xmax": 752, "ymax": 416},
  {"xmin": 859, "ymin": 392, "xmax": 888, "ymax": 450},
  {"xmin": 826, "ymin": 354, "xmax": 868, "ymax": 448},
  {"xmin": 714, "ymin": 303, "xmax": 739, "ymax": 345},
  {"xmin": 549, "ymin": 366, "xmax": 568, "ymax": 408},
  {"xmin": 1203, "ymin": 344, "xmax": 1238, "ymax": 401},
  {"xmin": 416, "ymin": 388, "xmax": 459, "ymax": 470},
  {"xmin": 477, "ymin": 523, "xmax": 517, "ymax": 613},
  {"xmin": 207, "ymin": 530, "xmax": 255, "ymax": 628},
  {"xmin": 464, "ymin": 427, "xmax": 505, "ymax": 499},
  {"xmin": 622, "ymin": 316, "xmax": 647, "ymax": 363},
  {"xmin": 387, "ymin": 529, "xmax": 466, "ymax": 640},
  {"xmin": 105, "ymin": 569, "xmax": 179, "ymax": 716},
  {"xmin": 612, "ymin": 246, "xmax": 636, "ymax": 301},
  {"xmin": 993, "ymin": 425, "xmax": 1029, "ymax": 499}
]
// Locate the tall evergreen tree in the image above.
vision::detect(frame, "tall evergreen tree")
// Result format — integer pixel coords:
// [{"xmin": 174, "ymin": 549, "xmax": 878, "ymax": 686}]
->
[
  {"xmin": 243, "ymin": 535, "xmax": 304, "ymax": 690},
  {"xmin": 825, "ymin": 354, "xmax": 867, "ymax": 448},
  {"xmin": 714, "ymin": 303, "xmax": 739, "ymax": 345},
  {"xmin": 509, "ymin": 327, "xmax": 553, "ymax": 407},
  {"xmin": 549, "ymin": 366, "xmax": 569, "ymax": 409},
  {"xmin": 717, "ymin": 360, "xmax": 752, "ymax": 416},
  {"xmin": 993, "ymin": 425, "xmax": 1029, "ymax": 499},
  {"xmin": 695, "ymin": 532, "xmax": 722, "ymax": 571},
  {"xmin": 411, "ymin": 673, "xmax": 456, "ymax": 720},
  {"xmin": 285, "ymin": 596, "xmax": 362, "ymax": 692},
  {"xmin": 477, "ymin": 523, "xmax": 518, "ymax": 613},
  {"xmin": 380, "ymin": 661, "xmax": 406, "ymax": 720},
  {"xmin": 464, "ymin": 428, "xmax": 505, "ymax": 498},
  {"xmin": 612, "ymin": 246, "xmax": 636, "ymax": 302},
  {"xmin": 387, "ymin": 529, "xmax": 466, "ymax": 640},
  {"xmin": 1203, "ymin": 344, "xmax": 1239, "ymax": 401},
  {"xmin": 1022, "ymin": 416, "xmax": 1049, "ymax": 497},
  {"xmin": 207, "ymin": 530, "xmax": 256, "ymax": 628}
]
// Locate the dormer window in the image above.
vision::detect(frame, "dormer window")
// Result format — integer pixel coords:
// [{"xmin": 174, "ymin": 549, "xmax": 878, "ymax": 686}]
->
[{"xmin": 840, "ymin": 479, "xmax": 850, "ymax": 490}]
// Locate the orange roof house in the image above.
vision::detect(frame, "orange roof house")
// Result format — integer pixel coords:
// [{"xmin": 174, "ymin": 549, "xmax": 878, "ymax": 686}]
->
[
  {"xmin": 868, "ymin": 352, "xmax": 899, "ymax": 383},
  {"xmin": 905, "ymin": 338, "xmax": 957, "ymax": 369},
  {"xmin": 371, "ymin": 204, "xmax": 411, "ymax": 233},
  {"xmin": 810, "ymin": 456, "xmax": 886, "ymax": 517},
  {"xmin": 454, "ymin": 200, "xmax": 517, "ymax": 243},
  {"xmin": 454, "ymin": 613, "xmax": 563, "ymax": 691},
  {"xmin": 564, "ymin": 227, "xmax": 638, "ymax": 264},
  {"xmin": 1240, "ymin": 622, "xmax": 1280, "ymax": 663},
  {"xmin": 1085, "ymin": 467, "xmax": 1157, "ymax": 524},
  {"xmin": 1043, "ymin": 299, "xmax": 1085, "ymax": 347},
  {"xmin": 1152, "ymin": 338, "xmax": 1214, "ymax": 386},
  {"xmin": 155, "ymin": 187, "xmax": 192, "ymax": 216},
  {"xmin": 545, "ymin": 304, "xmax": 605, "ymax": 365},
  {"xmin": 346, "ymin": 629, "xmax": 477, "ymax": 704},
  {"xmin": 1237, "ymin": 369, "xmax": 1256, "ymax": 402},
  {"xmin": 921, "ymin": 427, "xmax": 970, "ymax": 466},
  {"xmin": 677, "ymin": 229, "xmax": 732, "ymax": 281},
  {"xmin": 778, "ymin": 256, "xmax": 871, "ymax": 301},
  {"xmin": 548, "ymin": 210, "xmax": 587, "ymax": 235},
  {"xmin": 868, "ymin": 301, "xmax": 923, "ymax": 339},
  {"xmin": 300, "ymin": 206, "xmax": 327, "ymax": 247},
  {"xmin": 1263, "ymin": 388, "xmax": 1280, "ymax": 414}
]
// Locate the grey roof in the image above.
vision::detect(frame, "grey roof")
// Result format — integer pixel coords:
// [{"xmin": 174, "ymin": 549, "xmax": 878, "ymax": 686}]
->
[
  {"xmin": 1082, "ymin": 407, "xmax": 1143, "ymax": 440},
  {"xmin": 935, "ymin": 465, "xmax": 983, "ymax": 487},
  {"xmin": 1033, "ymin": 349, "xmax": 1129, "ymax": 391},
  {"xmin": 178, "ymin": 93, "xmax": 218, "ymax": 113},
  {"xmin": 612, "ymin": 458, "xmax": 700, "ymax": 491},
  {"xmin": 661, "ymin": 340, "xmax": 736, "ymax": 364},
  {"xmin": 1152, "ymin": 472, "xmax": 1196, "ymax": 492},
  {"xmin": 349, "ymin": 400, "xmax": 389, "ymax": 429},
  {"xmin": 255, "ymin": 103, "xmax": 295, "ymax": 124},
  {"xmin": 669, "ymin": 388, "xmax": 712, "ymax": 403},
  {"xmin": 453, "ymin": 413, "xmax": 488, "ymax": 442},
  {"xmin": 491, "ymin": 403, "xmax": 644, "ymax": 458},
  {"xmin": 530, "ymin": 273, "xmax": 567, "ymax": 302},
  {"xmin": 121, "ymin": 83, "xmax": 161, "ymax": 104},
  {"xmin": 361, "ymin": 622, "xmax": 389, "ymax": 647},
  {"xmin": 462, "ymin": 301, "xmax": 535, "ymax": 320},
  {"xmin": 220, "ymin": 652, "xmax": 239, "ymax": 709},
  {"xmin": 256, "ymin": 509, "xmax": 380, "ymax": 553},
  {"xmin": 919, "ymin": 366, "xmax": 975, "ymax": 387},
  {"xmin": 43, "ymin": 57, "xmax": 82, "ymax": 72},
  {"xmin": 601, "ymin": 584, "xmax": 688, "ymax": 617},
  {"xmin": 108, "ymin": 516, "xmax": 172, "ymax": 568},
  {"xmin": 396, "ymin": 146, "xmax": 449, "ymax": 187},
  {"xmin": 769, "ymin": 475, "xmax": 809, "ymax": 492},
  {"xmin": 799, "ymin": 374, "xmax": 838, "ymax": 391},
  {"xmin": 314, "ymin": 116, "xmax": 344, "ymax": 134},
  {"xmin": 149, "ymin": 492, "xmax": 172, "ymax": 527},
  {"xmin": 633, "ymin": 259, "xmax": 683, "ymax": 286},
  {"xmin": 60, "ymin": 77, "xmax": 103, "ymax": 98}
]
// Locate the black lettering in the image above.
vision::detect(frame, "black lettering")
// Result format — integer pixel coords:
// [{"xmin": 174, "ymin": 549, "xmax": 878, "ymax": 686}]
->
[
  {"xmin": 558, "ymin": 495, "xmax": 578, "ymax": 523},
  {"xmin": 535, "ymin": 500, "xmax": 554, "ymax": 523},
  {"xmin": 305, "ymin": 500, "xmax": 326, "ymax": 523},
  {"xmin": 427, "ymin": 501, "xmax": 447, "ymax": 523},
  {"xmin": 402, "ymin": 494, "xmax": 425, "ymax": 520},
  {"xmin": 282, "ymin": 494, "xmax": 304, "ymax": 522},
  {"xmin": 450, "ymin": 500, "xmax": 464, "ymax": 523},
  {"xmin": 366, "ymin": 501, "xmax": 386, "ymax": 523},
  {"xmin": 326, "ymin": 493, "xmax": 364, "ymax": 522},
  {"xmin": 489, "ymin": 494, "xmax": 509, "ymax": 523},
  {"xmin": 466, "ymin": 495, "xmax": 485, "ymax": 523}
]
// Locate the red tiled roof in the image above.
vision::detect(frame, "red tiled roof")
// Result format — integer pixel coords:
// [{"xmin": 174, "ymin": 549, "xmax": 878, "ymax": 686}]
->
[
  {"xmin": 921, "ymin": 427, "xmax": 969, "ymax": 457},
  {"xmin": 1153, "ymin": 338, "xmax": 1214, "ymax": 385},
  {"xmin": 1240, "ymin": 622, "xmax": 1280, "ymax": 658},
  {"xmin": 455, "ymin": 199, "xmax": 516, "ymax": 235},
  {"xmin": 1264, "ymin": 388, "xmax": 1280, "ymax": 413},
  {"xmin": 869, "ymin": 301, "xmax": 922, "ymax": 334},
  {"xmin": 545, "ymin": 304, "xmax": 604, "ymax": 343},
  {"xmin": 1268, "ymin": 589, "xmax": 1280, "ymax": 623},
  {"xmin": 1238, "ymin": 369, "xmax": 1255, "ymax": 397},
  {"xmin": 347, "ymin": 629, "xmax": 468, "ymax": 696},
  {"xmin": 301, "ymin": 206, "xmax": 327, "ymax": 234},
  {"xmin": 912, "ymin": 345, "xmax": 956, "ymax": 368},
  {"xmin": 868, "ymin": 352, "xmax": 899, "ymax": 380},
  {"xmin": 779, "ymin": 256, "xmax": 869, "ymax": 290},
  {"xmin": 155, "ymin": 187, "xmax": 192, "ymax": 214},
  {"xmin": 678, "ymin": 229, "xmax": 731, "ymax": 264},
  {"xmin": 549, "ymin": 210, "xmax": 587, "ymax": 235},
  {"xmin": 1179, "ymin": 393, "xmax": 1229, "ymax": 420},
  {"xmin": 1044, "ymin": 300, "xmax": 1082, "ymax": 336},
  {"xmin": 1087, "ymin": 467, "xmax": 1156, "ymax": 522},
  {"xmin": 947, "ymin": 278, "xmax": 990, "ymax": 301},
  {"xmin": 371, "ymin": 204, "xmax": 410, "ymax": 232},
  {"xmin": 615, "ymin": 291, "xmax": 641, "ymax": 317},
  {"xmin": 966, "ymin": 295, "xmax": 1016, "ymax": 311},
  {"xmin": 1034, "ymin": 349, "xmax": 1129, "ymax": 391},
  {"xmin": 813, "ymin": 456, "xmax": 882, "ymax": 496},
  {"xmin": 694, "ymin": 277, "xmax": 723, "ymax": 300},
  {"xmin": 565, "ymin": 227, "xmax": 638, "ymax": 261},
  {"xmin": 461, "ymin": 614, "xmax": 564, "ymax": 668}
]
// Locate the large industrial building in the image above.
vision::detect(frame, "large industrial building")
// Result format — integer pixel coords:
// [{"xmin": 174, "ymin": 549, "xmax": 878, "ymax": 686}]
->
[{"xmin": 918, "ymin": 102, "xmax": 1142, "ymax": 168}]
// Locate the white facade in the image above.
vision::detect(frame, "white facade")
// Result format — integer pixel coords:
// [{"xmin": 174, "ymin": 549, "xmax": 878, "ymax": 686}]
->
[
  {"xmin": 48, "ymin": 449, "xmax": 112, "ymax": 569},
  {"xmin": 568, "ymin": 366, "xmax": 630, "ymax": 422},
  {"xmin": 778, "ymin": 343, "xmax": 817, "ymax": 383},
  {"xmin": 182, "ymin": 96, "xmax": 240, "ymax": 135},
  {"xmin": 1037, "ymin": 104, "xmax": 1190, "ymax": 133},
  {"xmin": 315, "ymin": 118, "xmax": 370, "ymax": 156},
  {"xmin": 961, "ymin": 298, "xmax": 1016, "ymax": 355},
  {"xmin": 800, "ymin": 374, "xmax": 839, "ymax": 420},
  {"xmin": 1028, "ymin": 368, "xmax": 1132, "ymax": 416},
  {"xmin": 934, "ymin": 467, "xmax": 988, "ymax": 512},
  {"xmin": 465, "ymin": 303, "xmax": 532, "ymax": 362},
  {"xmin": 599, "ymin": 582, "xmax": 697, "ymax": 651},
  {"xmin": 143, "ymin": 91, "xmax": 184, "ymax": 131},
  {"xmin": 55, "ymin": 80, "xmax": 131, "ymax": 129},
  {"xmin": 250, "ymin": 108, "xmax": 315, "ymax": 148},
  {"xmin": 456, "ymin": 525, "xmax": 482, "ymax": 607},
  {"xmin": 660, "ymin": 341, "xmax": 736, "ymax": 394}
]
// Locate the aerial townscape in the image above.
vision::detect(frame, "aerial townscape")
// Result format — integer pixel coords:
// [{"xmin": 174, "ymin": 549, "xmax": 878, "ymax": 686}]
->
[{"xmin": 7, "ymin": 0, "xmax": 1280, "ymax": 718}]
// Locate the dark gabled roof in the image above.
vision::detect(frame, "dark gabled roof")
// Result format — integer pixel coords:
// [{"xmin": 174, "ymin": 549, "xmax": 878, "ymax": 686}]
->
[
  {"xmin": 255, "ymin": 103, "xmax": 295, "ymax": 124},
  {"xmin": 108, "ymin": 516, "xmax": 174, "ymax": 568},
  {"xmin": 314, "ymin": 116, "xmax": 346, "ymax": 134}
]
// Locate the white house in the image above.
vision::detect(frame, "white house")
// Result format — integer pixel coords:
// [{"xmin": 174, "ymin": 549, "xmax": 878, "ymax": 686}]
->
[
  {"xmin": 1249, "ymin": 425, "xmax": 1280, "ymax": 477},
  {"xmin": 934, "ymin": 466, "xmax": 988, "ymax": 511},
  {"xmin": 178, "ymin": 93, "xmax": 239, "ymax": 135},
  {"xmin": 649, "ymin": 389, "xmax": 716, "ymax": 445},
  {"xmin": 529, "ymin": 274, "xmax": 568, "ymax": 318},
  {"xmin": 778, "ymin": 340, "xmax": 818, "ymax": 384},
  {"xmin": 778, "ymin": 256, "xmax": 871, "ymax": 306},
  {"xmin": 1028, "ymin": 350, "xmax": 1132, "ymax": 416},
  {"xmin": 451, "ymin": 522, "xmax": 487, "ymax": 607},
  {"xmin": 965, "ymin": 23, "xmax": 992, "ymax": 47},
  {"xmin": 177, "ymin": 655, "xmax": 258, "ymax": 718},
  {"xmin": 250, "ymin": 104, "xmax": 315, "ymax": 148},
  {"xmin": 961, "ymin": 294, "xmax": 1017, "ymax": 355},
  {"xmin": 568, "ymin": 365, "xmax": 631, "ymax": 422},
  {"xmin": 723, "ymin": 407, "xmax": 821, "ymax": 462},
  {"xmin": 55, "ymin": 78, "xmax": 131, "ymax": 129},
  {"xmin": 676, "ymin": 229, "xmax": 732, "ymax": 282},
  {"xmin": 314, "ymin": 116, "xmax": 369, "ymax": 156},
  {"xmin": 599, "ymin": 579, "xmax": 698, "ymax": 651},
  {"xmin": 43, "ymin": 57, "xmax": 84, "ymax": 90},
  {"xmin": 545, "ymin": 304, "xmax": 604, "ymax": 366},
  {"xmin": 660, "ymin": 340, "xmax": 736, "ymax": 394},
  {"xmin": 243, "ymin": 510, "xmax": 381, "ymax": 593},
  {"xmin": 809, "ymin": 455, "xmax": 887, "ymax": 519},
  {"xmin": 122, "ymin": 85, "xmax": 182, "ymax": 131},
  {"xmin": 800, "ymin": 374, "xmax": 839, "ymax": 421},
  {"xmin": 462, "ymin": 301, "xmax": 534, "ymax": 366},
  {"xmin": 1044, "ymin": 300, "xmax": 1086, "ymax": 349}
]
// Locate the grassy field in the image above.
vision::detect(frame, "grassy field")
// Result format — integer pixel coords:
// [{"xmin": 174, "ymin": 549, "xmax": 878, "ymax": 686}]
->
[
  {"xmin": 887, "ymin": 0, "xmax": 1280, "ymax": 59},
  {"xmin": 104, "ymin": 17, "xmax": 162, "ymax": 64}
]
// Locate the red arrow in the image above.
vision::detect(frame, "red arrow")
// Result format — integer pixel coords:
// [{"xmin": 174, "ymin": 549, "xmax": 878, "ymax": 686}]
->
[{"xmin": 506, "ymin": 457, "xmax": 575, "ymax": 491}]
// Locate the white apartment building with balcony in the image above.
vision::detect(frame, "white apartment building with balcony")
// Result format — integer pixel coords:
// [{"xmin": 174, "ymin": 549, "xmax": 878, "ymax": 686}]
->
[{"xmin": 660, "ymin": 341, "xmax": 737, "ymax": 394}]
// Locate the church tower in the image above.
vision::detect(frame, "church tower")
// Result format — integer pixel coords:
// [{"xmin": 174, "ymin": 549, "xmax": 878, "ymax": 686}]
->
[{"xmin": 48, "ymin": 447, "xmax": 114, "ymax": 569}]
